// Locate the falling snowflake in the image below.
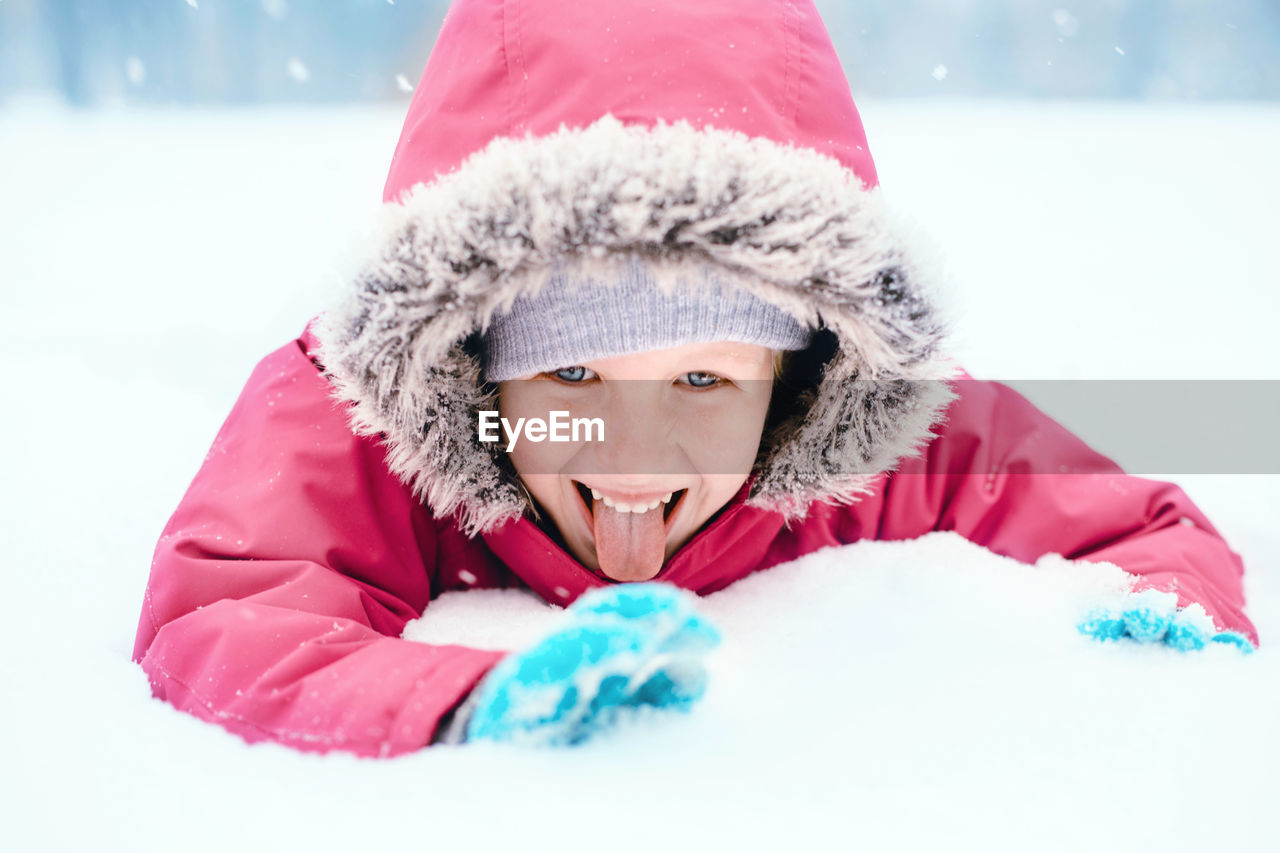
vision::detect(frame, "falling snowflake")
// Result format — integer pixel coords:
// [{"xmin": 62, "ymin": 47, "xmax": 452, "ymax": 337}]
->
[
  {"xmin": 125, "ymin": 56, "xmax": 146, "ymax": 86},
  {"xmin": 186, "ymin": 0, "xmax": 198, "ymax": 8},
  {"xmin": 395, "ymin": 74, "xmax": 414, "ymax": 93},
  {"xmin": 1051, "ymin": 9, "xmax": 1079, "ymax": 38},
  {"xmin": 931, "ymin": 64, "xmax": 948, "ymax": 82},
  {"xmin": 287, "ymin": 57, "xmax": 310, "ymax": 83},
  {"xmin": 1114, "ymin": 46, "xmax": 1126, "ymax": 56},
  {"xmin": 262, "ymin": 0, "xmax": 288, "ymax": 21}
]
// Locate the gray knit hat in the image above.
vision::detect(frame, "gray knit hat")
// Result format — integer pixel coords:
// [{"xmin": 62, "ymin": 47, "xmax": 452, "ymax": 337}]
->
[{"xmin": 481, "ymin": 254, "xmax": 815, "ymax": 382}]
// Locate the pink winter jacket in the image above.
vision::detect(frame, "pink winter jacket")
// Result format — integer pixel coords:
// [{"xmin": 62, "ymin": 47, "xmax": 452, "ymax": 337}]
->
[
  {"xmin": 132, "ymin": 324, "xmax": 1257, "ymax": 757},
  {"xmin": 132, "ymin": 0, "xmax": 1257, "ymax": 758}
]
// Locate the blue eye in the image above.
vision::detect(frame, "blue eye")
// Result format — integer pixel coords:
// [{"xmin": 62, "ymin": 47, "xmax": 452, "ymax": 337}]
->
[
  {"xmin": 680, "ymin": 371, "xmax": 722, "ymax": 388},
  {"xmin": 552, "ymin": 366, "xmax": 594, "ymax": 383}
]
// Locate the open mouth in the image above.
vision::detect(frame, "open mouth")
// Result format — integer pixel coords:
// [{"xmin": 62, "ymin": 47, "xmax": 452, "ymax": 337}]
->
[{"xmin": 573, "ymin": 480, "xmax": 686, "ymax": 529}]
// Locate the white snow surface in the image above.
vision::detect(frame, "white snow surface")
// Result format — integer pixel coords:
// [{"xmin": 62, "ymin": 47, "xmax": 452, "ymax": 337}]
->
[{"xmin": 1, "ymin": 100, "xmax": 1278, "ymax": 851}]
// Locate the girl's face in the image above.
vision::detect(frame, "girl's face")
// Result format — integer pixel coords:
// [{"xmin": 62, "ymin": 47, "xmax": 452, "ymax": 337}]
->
[{"xmin": 498, "ymin": 342, "xmax": 776, "ymax": 582}]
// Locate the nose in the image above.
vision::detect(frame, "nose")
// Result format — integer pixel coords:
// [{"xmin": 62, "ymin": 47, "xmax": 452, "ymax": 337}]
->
[{"xmin": 591, "ymin": 382, "xmax": 685, "ymax": 478}]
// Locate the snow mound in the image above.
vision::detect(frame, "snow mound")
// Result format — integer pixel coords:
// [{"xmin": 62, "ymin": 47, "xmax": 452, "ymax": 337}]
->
[{"xmin": 394, "ymin": 531, "xmax": 1274, "ymax": 850}]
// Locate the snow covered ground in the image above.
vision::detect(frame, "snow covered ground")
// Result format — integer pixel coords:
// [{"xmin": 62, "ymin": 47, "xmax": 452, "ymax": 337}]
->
[{"xmin": 1, "ymin": 100, "xmax": 1277, "ymax": 851}]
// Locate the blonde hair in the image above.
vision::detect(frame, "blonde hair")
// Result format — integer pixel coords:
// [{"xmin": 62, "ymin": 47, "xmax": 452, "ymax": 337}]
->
[{"xmin": 772, "ymin": 349, "xmax": 790, "ymax": 383}]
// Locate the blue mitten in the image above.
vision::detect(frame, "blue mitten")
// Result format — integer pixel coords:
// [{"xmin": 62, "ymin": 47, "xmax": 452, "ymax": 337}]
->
[
  {"xmin": 463, "ymin": 582, "xmax": 721, "ymax": 746},
  {"xmin": 1077, "ymin": 588, "xmax": 1254, "ymax": 653}
]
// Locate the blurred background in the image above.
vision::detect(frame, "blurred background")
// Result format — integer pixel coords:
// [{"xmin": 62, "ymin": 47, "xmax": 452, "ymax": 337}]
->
[{"xmin": 2, "ymin": 0, "xmax": 1277, "ymax": 107}]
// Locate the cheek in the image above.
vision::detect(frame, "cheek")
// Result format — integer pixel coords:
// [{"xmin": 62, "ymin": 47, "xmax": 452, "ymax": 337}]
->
[
  {"xmin": 498, "ymin": 384, "xmax": 578, "ymax": 478},
  {"xmin": 510, "ymin": 471, "xmax": 564, "ymax": 515},
  {"xmin": 508, "ymin": 438, "xmax": 579, "ymax": 478},
  {"xmin": 676, "ymin": 388, "xmax": 774, "ymax": 475}
]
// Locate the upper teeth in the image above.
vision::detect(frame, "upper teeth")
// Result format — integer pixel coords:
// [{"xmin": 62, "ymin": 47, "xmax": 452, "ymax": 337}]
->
[{"xmin": 590, "ymin": 488, "xmax": 674, "ymax": 514}]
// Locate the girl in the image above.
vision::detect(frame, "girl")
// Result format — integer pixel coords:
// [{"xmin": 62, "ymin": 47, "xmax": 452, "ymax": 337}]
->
[{"xmin": 132, "ymin": 0, "xmax": 1258, "ymax": 757}]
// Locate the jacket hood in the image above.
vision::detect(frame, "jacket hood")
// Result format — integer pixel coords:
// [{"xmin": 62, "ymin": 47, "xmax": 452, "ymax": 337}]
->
[{"xmin": 315, "ymin": 0, "xmax": 961, "ymax": 537}]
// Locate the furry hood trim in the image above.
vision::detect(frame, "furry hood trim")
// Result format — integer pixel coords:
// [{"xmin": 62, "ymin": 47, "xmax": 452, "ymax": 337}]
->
[{"xmin": 314, "ymin": 114, "xmax": 961, "ymax": 537}]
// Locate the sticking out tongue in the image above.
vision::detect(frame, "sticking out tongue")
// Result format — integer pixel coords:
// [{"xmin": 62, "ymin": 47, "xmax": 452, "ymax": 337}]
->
[{"xmin": 592, "ymin": 499, "xmax": 668, "ymax": 581}]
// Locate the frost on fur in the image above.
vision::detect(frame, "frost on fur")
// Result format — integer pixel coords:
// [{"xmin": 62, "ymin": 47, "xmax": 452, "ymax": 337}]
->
[{"xmin": 314, "ymin": 113, "xmax": 961, "ymax": 535}]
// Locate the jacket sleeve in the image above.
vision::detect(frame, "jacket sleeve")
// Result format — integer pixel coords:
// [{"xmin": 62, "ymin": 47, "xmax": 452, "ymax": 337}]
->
[
  {"xmin": 861, "ymin": 371, "xmax": 1259, "ymax": 646},
  {"xmin": 132, "ymin": 329, "xmax": 507, "ymax": 757}
]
